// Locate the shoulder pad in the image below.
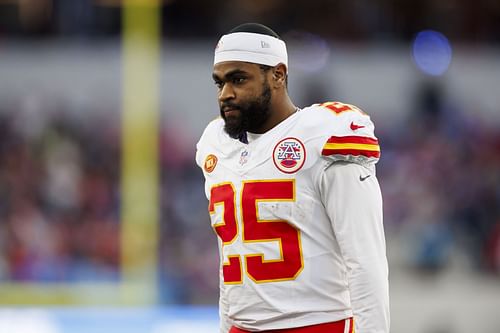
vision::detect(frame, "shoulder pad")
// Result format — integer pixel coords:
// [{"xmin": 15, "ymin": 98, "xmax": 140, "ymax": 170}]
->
[
  {"xmin": 321, "ymin": 135, "xmax": 380, "ymax": 161},
  {"xmin": 195, "ymin": 117, "xmax": 225, "ymax": 168},
  {"xmin": 314, "ymin": 101, "xmax": 366, "ymax": 115},
  {"xmin": 310, "ymin": 101, "xmax": 381, "ymax": 165}
]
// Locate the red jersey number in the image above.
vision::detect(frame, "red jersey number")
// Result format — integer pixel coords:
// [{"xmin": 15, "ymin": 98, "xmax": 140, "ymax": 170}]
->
[{"xmin": 209, "ymin": 180, "xmax": 303, "ymax": 284}]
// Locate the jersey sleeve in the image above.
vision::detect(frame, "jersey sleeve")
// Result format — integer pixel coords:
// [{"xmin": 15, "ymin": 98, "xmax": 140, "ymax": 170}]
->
[
  {"xmin": 319, "ymin": 161, "xmax": 390, "ymax": 333},
  {"xmin": 316, "ymin": 102, "xmax": 381, "ymax": 166},
  {"xmin": 195, "ymin": 117, "xmax": 224, "ymax": 170},
  {"xmin": 219, "ymin": 265, "xmax": 232, "ymax": 333}
]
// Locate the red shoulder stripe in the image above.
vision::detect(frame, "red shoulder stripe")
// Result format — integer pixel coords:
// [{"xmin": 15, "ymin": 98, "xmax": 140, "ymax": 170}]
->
[
  {"xmin": 322, "ymin": 136, "xmax": 380, "ymax": 158},
  {"xmin": 322, "ymin": 148, "xmax": 381, "ymax": 158},
  {"xmin": 325, "ymin": 136, "xmax": 378, "ymax": 145}
]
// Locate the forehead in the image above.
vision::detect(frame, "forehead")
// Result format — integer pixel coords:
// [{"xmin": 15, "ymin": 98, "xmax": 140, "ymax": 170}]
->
[{"xmin": 213, "ymin": 61, "xmax": 261, "ymax": 77}]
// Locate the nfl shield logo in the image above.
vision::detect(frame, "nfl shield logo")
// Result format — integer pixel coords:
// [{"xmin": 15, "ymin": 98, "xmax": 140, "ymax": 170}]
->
[
  {"xmin": 239, "ymin": 150, "xmax": 249, "ymax": 165},
  {"xmin": 273, "ymin": 137, "xmax": 306, "ymax": 174}
]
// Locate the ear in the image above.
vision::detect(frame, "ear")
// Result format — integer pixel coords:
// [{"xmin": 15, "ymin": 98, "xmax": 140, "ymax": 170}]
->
[{"xmin": 271, "ymin": 64, "xmax": 287, "ymax": 89}]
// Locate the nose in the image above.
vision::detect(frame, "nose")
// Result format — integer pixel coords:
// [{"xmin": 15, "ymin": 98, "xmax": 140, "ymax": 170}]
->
[{"xmin": 218, "ymin": 83, "xmax": 235, "ymax": 103}]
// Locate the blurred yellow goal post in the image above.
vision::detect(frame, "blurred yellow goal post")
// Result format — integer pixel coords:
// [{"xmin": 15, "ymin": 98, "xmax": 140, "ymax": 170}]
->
[{"xmin": 0, "ymin": 0, "xmax": 161, "ymax": 306}]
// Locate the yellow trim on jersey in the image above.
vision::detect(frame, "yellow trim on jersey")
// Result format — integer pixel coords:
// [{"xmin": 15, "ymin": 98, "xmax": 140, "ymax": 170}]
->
[
  {"xmin": 223, "ymin": 255, "xmax": 243, "ymax": 285},
  {"xmin": 210, "ymin": 182, "xmax": 243, "ymax": 284},
  {"xmin": 210, "ymin": 182, "xmax": 239, "ymax": 245},
  {"xmin": 241, "ymin": 179, "xmax": 305, "ymax": 284},
  {"xmin": 323, "ymin": 142, "xmax": 380, "ymax": 152},
  {"xmin": 318, "ymin": 101, "xmax": 367, "ymax": 116}
]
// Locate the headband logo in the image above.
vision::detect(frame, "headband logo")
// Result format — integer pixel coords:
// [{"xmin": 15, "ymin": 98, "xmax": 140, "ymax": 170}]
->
[{"xmin": 214, "ymin": 32, "xmax": 287, "ymax": 68}]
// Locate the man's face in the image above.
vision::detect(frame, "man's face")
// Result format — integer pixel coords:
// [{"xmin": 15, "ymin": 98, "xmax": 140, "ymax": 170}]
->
[{"xmin": 212, "ymin": 61, "xmax": 272, "ymax": 139}]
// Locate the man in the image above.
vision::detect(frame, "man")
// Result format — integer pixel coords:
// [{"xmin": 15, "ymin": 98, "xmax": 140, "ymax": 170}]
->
[{"xmin": 195, "ymin": 23, "xmax": 389, "ymax": 333}]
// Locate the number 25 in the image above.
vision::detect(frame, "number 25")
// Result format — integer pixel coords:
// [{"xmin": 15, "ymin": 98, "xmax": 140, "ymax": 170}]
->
[{"xmin": 209, "ymin": 180, "xmax": 304, "ymax": 284}]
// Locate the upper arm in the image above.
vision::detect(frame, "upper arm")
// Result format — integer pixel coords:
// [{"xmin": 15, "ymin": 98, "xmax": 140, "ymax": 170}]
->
[{"xmin": 319, "ymin": 161, "xmax": 386, "ymax": 264}]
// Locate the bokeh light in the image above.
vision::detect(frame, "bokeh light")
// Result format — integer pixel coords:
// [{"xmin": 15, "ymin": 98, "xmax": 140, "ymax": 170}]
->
[
  {"xmin": 412, "ymin": 30, "xmax": 452, "ymax": 76},
  {"xmin": 285, "ymin": 30, "xmax": 330, "ymax": 73}
]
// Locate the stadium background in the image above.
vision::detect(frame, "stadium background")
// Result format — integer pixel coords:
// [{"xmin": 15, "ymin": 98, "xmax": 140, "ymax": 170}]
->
[{"xmin": 0, "ymin": 1, "xmax": 499, "ymax": 332}]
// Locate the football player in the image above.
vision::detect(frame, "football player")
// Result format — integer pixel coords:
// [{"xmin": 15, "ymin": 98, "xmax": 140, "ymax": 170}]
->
[{"xmin": 196, "ymin": 23, "xmax": 389, "ymax": 333}]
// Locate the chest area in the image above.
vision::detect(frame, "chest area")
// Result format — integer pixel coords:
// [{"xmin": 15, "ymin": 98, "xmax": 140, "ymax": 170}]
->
[{"xmin": 203, "ymin": 136, "xmax": 322, "ymax": 184}]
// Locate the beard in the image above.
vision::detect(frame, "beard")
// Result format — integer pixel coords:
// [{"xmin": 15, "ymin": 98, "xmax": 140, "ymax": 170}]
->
[{"xmin": 220, "ymin": 82, "xmax": 272, "ymax": 140}]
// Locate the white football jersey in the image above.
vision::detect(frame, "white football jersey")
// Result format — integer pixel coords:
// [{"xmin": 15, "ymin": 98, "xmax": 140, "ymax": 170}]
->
[{"xmin": 196, "ymin": 102, "xmax": 389, "ymax": 333}]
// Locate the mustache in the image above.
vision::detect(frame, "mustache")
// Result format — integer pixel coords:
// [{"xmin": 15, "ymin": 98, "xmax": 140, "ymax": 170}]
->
[{"xmin": 220, "ymin": 102, "xmax": 240, "ymax": 112}]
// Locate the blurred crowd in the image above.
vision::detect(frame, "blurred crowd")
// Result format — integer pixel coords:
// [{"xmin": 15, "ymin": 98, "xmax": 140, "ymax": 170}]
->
[
  {"xmin": 0, "ymin": 0, "xmax": 499, "ymax": 43},
  {"xmin": 0, "ymin": 0, "xmax": 499, "ymax": 306},
  {"xmin": 380, "ymin": 82, "xmax": 500, "ymax": 274},
  {"xmin": 0, "ymin": 96, "xmax": 219, "ymax": 303},
  {"xmin": 0, "ymin": 80, "xmax": 499, "ymax": 304},
  {"xmin": 0, "ymin": 103, "xmax": 121, "ymax": 282}
]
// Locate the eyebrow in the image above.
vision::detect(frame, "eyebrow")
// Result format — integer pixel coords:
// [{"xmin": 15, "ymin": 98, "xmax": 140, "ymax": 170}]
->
[{"xmin": 212, "ymin": 69, "xmax": 248, "ymax": 82}]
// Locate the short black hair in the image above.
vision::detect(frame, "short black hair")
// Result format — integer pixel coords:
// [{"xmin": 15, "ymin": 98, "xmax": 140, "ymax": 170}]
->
[{"xmin": 228, "ymin": 23, "xmax": 282, "ymax": 40}]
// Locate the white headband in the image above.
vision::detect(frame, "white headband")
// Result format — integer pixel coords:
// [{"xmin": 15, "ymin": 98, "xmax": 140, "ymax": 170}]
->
[{"xmin": 214, "ymin": 32, "xmax": 288, "ymax": 68}]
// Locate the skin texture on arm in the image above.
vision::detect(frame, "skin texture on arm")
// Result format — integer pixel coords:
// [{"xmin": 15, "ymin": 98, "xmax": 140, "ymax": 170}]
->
[{"xmin": 319, "ymin": 161, "xmax": 390, "ymax": 333}]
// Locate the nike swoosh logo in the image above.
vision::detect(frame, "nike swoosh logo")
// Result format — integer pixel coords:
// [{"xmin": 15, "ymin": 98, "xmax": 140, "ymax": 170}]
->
[
  {"xmin": 350, "ymin": 121, "xmax": 365, "ymax": 131},
  {"xmin": 359, "ymin": 174, "xmax": 371, "ymax": 181}
]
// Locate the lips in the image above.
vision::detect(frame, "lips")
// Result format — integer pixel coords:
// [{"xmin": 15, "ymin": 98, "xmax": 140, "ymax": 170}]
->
[{"xmin": 222, "ymin": 107, "xmax": 240, "ymax": 117}]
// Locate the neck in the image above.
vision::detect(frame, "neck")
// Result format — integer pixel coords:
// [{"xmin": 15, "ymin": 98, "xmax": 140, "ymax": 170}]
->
[{"xmin": 253, "ymin": 95, "xmax": 297, "ymax": 134}]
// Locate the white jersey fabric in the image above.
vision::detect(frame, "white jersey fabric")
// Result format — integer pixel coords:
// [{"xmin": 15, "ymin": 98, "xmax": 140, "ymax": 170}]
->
[{"xmin": 195, "ymin": 102, "xmax": 390, "ymax": 333}]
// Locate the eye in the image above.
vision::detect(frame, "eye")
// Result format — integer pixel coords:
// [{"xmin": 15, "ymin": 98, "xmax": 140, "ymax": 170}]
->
[
  {"xmin": 214, "ymin": 80, "xmax": 223, "ymax": 89},
  {"xmin": 232, "ymin": 77, "xmax": 245, "ymax": 85}
]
